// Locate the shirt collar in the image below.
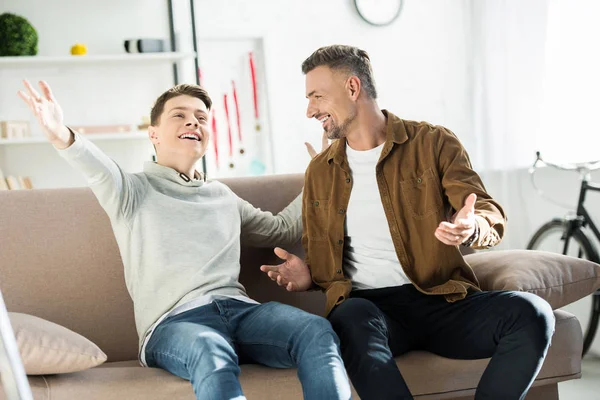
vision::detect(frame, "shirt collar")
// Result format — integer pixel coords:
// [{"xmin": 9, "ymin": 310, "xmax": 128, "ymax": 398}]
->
[{"xmin": 143, "ymin": 161, "xmax": 205, "ymax": 187}]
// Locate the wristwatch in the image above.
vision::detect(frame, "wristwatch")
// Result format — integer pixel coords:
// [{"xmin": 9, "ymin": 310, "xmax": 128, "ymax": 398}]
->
[{"xmin": 461, "ymin": 220, "xmax": 480, "ymax": 247}]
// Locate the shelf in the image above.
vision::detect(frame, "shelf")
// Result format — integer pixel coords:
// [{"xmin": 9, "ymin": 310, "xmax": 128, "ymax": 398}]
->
[
  {"xmin": 0, "ymin": 131, "xmax": 149, "ymax": 146},
  {"xmin": 0, "ymin": 52, "xmax": 196, "ymax": 68}
]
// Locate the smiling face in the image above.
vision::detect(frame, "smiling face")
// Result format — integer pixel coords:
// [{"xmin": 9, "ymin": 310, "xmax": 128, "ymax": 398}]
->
[
  {"xmin": 149, "ymin": 94, "xmax": 210, "ymax": 165},
  {"xmin": 305, "ymin": 66, "xmax": 357, "ymax": 140}
]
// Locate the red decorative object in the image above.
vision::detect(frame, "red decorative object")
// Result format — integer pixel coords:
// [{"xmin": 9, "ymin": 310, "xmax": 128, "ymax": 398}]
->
[
  {"xmin": 249, "ymin": 52, "xmax": 261, "ymax": 131},
  {"xmin": 197, "ymin": 67, "xmax": 203, "ymax": 87},
  {"xmin": 223, "ymin": 94, "xmax": 234, "ymax": 168},
  {"xmin": 232, "ymin": 80, "xmax": 245, "ymax": 155},
  {"xmin": 232, "ymin": 80, "xmax": 242, "ymax": 141},
  {"xmin": 210, "ymin": 109, "xmax": 218, "ymax": 167},
  {"xmin": 223, "ymin": 94, "xmax": 232, "ymax": 157}
]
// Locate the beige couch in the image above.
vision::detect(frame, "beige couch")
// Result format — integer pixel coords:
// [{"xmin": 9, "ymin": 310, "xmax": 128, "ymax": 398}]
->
[{"xmin": 0, "ymin": 173, "xmax": 590, "ymax": 399}]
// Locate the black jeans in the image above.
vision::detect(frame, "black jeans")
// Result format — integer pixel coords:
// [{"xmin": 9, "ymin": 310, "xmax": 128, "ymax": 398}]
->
[{"xmin": 328, "ymin": 285, "xmax": 555, "ymax": 400}]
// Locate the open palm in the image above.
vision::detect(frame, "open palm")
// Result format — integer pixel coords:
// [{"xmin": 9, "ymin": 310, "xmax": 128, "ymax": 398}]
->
[
  {"xmin": 260, "ymin": 247, "xmax": 312, "ymax": 292},
  {"xmin": 305, "ymin": 131, "xmax": 330, "ymax": 159},
  {"xmin": 18, "ymin": 80, "xmax": 65, "ymax": 143},
  {"xmin": 435, "ymin": 193, "xmax": 477, "ymax": 246}
]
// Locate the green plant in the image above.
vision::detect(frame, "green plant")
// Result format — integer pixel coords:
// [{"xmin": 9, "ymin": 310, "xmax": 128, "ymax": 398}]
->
[{"xmin": 0, "ymin": 13, "xmax": 38, "ymax": 56}]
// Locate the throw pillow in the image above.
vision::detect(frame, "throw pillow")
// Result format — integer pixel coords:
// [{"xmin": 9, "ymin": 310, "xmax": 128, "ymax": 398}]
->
[
  {"xmin": 9, "ymin": 312, "xmax": 107, "ymax": 375},
  {"xmin": 466, "ymin": 250, "xmax": 600, "ymax": 309}
]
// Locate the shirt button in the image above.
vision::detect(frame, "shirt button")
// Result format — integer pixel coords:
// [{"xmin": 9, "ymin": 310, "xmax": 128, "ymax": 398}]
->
[
  {"xmin": 346, "ymin": 178, "xmax": 351, "ymax": 183},
  {"xmin": 336, "ymin": 269, "xmax": 342, "ymax": 274},
  {"xmin": 338, "ymin": 239, "xmax": 343, "ymax": 245},
  {"xmin": 416, "ymin": 178, "xmax": 422, "ymax": 184},
  {"xmin": 338, "ymin": 209, "xmax": 345, "ymax": 214},
  {"xmin": 314, "ymin": 201, "xmax": 320, "ymax": 206}
]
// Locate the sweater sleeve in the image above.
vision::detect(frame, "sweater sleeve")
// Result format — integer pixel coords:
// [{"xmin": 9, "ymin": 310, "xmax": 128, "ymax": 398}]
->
[
  {"xmin": 238, "ymin": 192, "xmax": 302, "ymax": 248},
  {"xmin": 57, "ymin": 130, "xmax": 145, "ymax": 221}
]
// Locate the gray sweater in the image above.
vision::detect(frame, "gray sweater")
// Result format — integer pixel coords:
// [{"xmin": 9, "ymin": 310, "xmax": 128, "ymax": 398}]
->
[{"xmin": 58, "ymin": 133, "xmax": 302, "ymax": 352}]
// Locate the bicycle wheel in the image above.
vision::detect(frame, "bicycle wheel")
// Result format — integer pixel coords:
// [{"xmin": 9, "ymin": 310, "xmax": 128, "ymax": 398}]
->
[{"xmin": 527, "ymin": 219, "xmax": 600, "ymax": 356}]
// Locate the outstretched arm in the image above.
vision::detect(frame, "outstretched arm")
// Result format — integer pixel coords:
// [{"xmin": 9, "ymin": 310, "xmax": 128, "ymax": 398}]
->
[
  {"xmin": 435, "ymin": 127, "xmax": 506, "ymax": 248},
  {"xmin": 239, "ymin": 131, "xmax": 331, "ymax": 247},
  {"xmin": 18, "ymin": 80, "xmax": 143, "ymax": 219}
]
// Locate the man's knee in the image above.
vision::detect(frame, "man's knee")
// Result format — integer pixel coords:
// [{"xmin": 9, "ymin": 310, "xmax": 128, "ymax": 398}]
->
[
  {"xmin": 190, "ymin": 337, "xmax": 241, "ymax": 395},
  {"xmin": 298, "ymin": 315, "xmax": 340, "ymax": 351},
  {"xmin": 189, "ymin": 330, "xmax": 238, "ymax": 369},
  {"xmin": 505, "ymin": 292, "xmax": 555, "ymax": 342},
  {"xmin": 328, "ymin": 298, "xmax": 387, "ymax": 343}
]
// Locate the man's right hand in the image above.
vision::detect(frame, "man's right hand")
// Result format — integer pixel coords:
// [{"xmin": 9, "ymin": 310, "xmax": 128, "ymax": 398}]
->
[
  {"xmin": 18, "ymin": 80, "xmax": 73, "ymax": 149},
  {"xmin": 260, "ymin": 247, "xmax": 313, "ymax": 292}
]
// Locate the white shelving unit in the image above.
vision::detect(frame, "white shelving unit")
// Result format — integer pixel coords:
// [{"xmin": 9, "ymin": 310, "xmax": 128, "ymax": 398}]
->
[
  {"xmin": 0, "ymin": 51, "xmax": 196, "ymax": 189},
  {"xmin": 0, "ymin": 131, "xmax": 149, "ymax": 146},
  {"xmin": 0, "ymin": 52, "xmax": 196, "ymax": 68}
]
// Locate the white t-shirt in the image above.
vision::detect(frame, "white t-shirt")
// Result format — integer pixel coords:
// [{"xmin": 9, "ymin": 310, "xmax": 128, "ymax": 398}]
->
[{"xmin": 343, "ymin": 142, "xmax": 411, "ymax": 290}]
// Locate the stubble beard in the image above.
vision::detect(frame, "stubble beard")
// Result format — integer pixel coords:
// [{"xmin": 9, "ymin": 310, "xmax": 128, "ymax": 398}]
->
[{"xmin": 326, "ymin": 110, "xmax": 357, "ymax": 140}]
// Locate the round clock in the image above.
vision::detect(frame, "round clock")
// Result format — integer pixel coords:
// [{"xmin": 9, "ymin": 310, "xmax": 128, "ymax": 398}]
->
[{"xmin": 354, "ymin": 0, "xmax": 404, "ymax": 27}]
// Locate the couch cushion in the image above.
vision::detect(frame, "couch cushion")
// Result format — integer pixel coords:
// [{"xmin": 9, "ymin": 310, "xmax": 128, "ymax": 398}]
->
[
  {"xmin": 9, "ymin": 310, "xmax": 577, "ymax": 400},
  {"xmin": 0, "ymin": 376, "xmax": 49, "ymax": 400},
  {"xmin": 467, "ymin": 250, "xmax": 600, "ymax": 309},
  {"xmin": 10, "ymin": 312, "xmax": 107, "ymax": 375}
]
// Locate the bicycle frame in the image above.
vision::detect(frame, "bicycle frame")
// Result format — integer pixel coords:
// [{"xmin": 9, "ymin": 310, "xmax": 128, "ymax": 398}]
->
[
  {"xmin": 530, "ymin": 152, "xmax": 600, "ymax": 355},
  {"xmin": 564, "ymin": 179, "xmax": 600, "ymax": 261}
]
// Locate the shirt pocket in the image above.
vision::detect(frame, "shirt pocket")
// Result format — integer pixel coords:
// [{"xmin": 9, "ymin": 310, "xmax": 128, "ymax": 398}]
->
[
  {"xmin": 306, "ymin": 199, "xmax": 330, "ymax": 241},
  {"xmin": 400, "ymin": 168, "xmax": 443, "ymax": 219}
]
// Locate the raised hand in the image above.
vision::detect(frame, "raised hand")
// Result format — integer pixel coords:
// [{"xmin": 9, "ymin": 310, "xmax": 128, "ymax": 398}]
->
[
  {"xmin": 305, "ymin": 131, "xmax": 330, "ymax": 159},
  {"xmin": 18, "ymin": 80, "xmax": 72, "ymax": 149},
  {"xmin": 260, "ymin": 247, "xmax": 313, "ymax": 292},
  {"xmin": 435, "ymin": 193, "xmax": 477, "ymax": 246}
]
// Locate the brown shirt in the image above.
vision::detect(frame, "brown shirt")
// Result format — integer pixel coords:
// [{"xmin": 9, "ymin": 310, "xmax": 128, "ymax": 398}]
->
[{"xmin": 302, "ymin": 111, "xmax": 506, "ymax": 316}]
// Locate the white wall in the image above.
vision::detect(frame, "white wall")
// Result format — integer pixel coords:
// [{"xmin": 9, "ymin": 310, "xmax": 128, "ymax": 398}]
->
[
  {"xmin": 189, "ymin": 0, "xmax": 473, "ymax": 174},
  {"xmin": 1, "ymin": 0, "xmax": 473, "ymax": 185}
]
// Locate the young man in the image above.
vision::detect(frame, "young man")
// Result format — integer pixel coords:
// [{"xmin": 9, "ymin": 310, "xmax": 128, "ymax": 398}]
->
[
  {"xmin": 18, "ymin": 80, "xmax": 351, "ymax": 400},
  {"xmin": 261, "ymin": 45, "xmax": 556, "ymax": 400}
]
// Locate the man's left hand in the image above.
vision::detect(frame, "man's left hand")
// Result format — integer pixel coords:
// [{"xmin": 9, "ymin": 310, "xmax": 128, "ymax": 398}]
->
[
  {"xmin": 305, "ymin": 131, "xmax": 330, "ymax": 159},
  {"xmin": 435, "ymin": 193, "xmax": 477, "ymax": 246}
]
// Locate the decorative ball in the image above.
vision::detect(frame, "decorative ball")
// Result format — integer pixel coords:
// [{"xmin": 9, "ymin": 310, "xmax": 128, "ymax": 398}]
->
[
  {"xmin": 0, "ymin": 13, "xmax": 38, "ymax": 56},
  {"xmin": 70, "ymin": 43, "xmax": 87, "ymax": 56}
]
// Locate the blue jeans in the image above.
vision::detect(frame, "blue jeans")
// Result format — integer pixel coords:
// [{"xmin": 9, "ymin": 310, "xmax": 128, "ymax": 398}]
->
[{"xmin": 145, "ymin": 299, "xmax": 351, "ymax": 400}]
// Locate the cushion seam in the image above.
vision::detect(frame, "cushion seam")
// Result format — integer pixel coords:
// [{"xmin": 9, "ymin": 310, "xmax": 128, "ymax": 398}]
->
[
  {"xmin": 510, "ymin": 276, "xmax": 599, "ymax": 291},
  {"xmin": 21, "ymin": 344, "xmax": 105, "ymax": 359}
]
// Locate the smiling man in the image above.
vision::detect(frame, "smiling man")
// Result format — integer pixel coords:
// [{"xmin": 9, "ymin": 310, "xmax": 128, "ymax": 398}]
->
[
  {"xmin": 18, "ymin": 81, "xmax": 351, "ymax": 400},
  {"xmin": 261, "ymin": 45, "xmax": 555, "ymax": 400}
]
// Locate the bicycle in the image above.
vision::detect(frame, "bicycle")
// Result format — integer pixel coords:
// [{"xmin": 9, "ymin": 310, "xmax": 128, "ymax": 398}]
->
[{"xmin": 526, "ymin": 151, "xmax": 600, "ymax": 356}]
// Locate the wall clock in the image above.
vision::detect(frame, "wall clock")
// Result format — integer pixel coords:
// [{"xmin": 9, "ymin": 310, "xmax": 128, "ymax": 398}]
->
[{"xmin": 354, "ymin": 0, "xmax": 404, "ymax": 27}]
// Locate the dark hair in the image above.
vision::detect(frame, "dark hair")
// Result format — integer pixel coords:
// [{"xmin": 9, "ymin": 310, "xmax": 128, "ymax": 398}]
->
[
  {"xmin": 150, "ymin": 84, "xmax": 212, "ymax": 126},
  {"xmin": 301, "ymin": 45, "xmax": 377, "ymax": 99}
]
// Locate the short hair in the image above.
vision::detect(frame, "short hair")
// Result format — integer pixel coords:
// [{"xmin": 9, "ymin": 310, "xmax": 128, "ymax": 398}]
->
[
  {"xmin": 301, "ymin": 45, "xmax": 377, "ymax": 99},
  {"xmin": 150, "ymin": 84, "xmax": 212, "ymax": 126}
]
